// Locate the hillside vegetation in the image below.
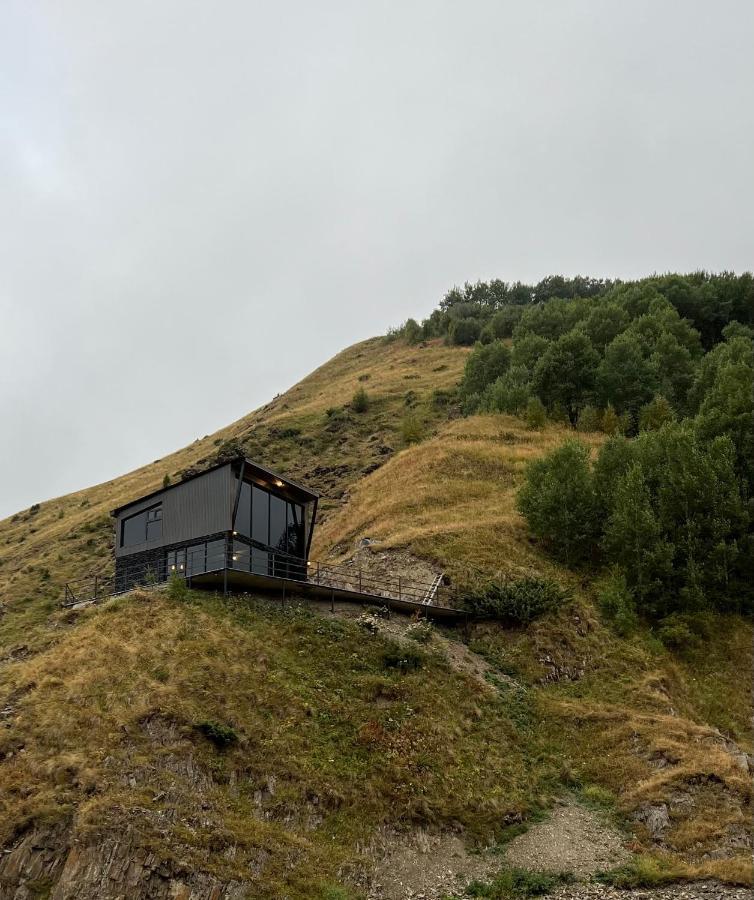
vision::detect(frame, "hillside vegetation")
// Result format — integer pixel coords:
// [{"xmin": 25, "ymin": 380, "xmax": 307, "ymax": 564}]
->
[{"xmin": 0, "ymin": 276, "xmax": 752, "ymax": 898}]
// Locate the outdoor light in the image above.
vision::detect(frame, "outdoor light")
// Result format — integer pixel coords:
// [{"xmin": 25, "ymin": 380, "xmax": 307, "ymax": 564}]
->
[{"xmin": 275, "ymin": 479, "xmax": 284, "ymax": 487}]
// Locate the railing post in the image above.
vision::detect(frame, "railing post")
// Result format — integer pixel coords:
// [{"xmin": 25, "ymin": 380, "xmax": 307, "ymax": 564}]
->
[
  {"xmin": 316, "ymin": 561, "xmax": 320, "ymax": 584},
  {"xmin": 398, "ymin": 576, "xmax": 402, "ymax": 601},
  {"xmin": 359, "ymin": 568, "xmax": 362, "ymax": 593},
  {"xmin": 331, "ymin": 587, "xmax": 334, "ymax": 613},
  {"xmin": 94, "ymin": 575, "xmax": 99, "ymax": 601}
]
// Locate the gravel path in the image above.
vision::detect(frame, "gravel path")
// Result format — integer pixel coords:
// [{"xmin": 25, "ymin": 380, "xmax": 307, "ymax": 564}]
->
[
  {"xmin": 504, "ymin": 803, "xmax": 630, "ymax": 877},
  {"xmin": 547, "ymin": 882, "xmax": 751, "ymax": 900}
]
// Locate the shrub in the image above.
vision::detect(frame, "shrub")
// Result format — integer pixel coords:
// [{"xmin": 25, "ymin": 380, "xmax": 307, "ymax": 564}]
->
[
  {"xmin": 517, "ymin": 440, "xmax": 600, "ymax": 565},
  {"xmin": 524, "ymin": 397, "xmax": 547, "ymax": 430},
  {"xmin": 381, "ymin": 642, "xmax": 424, "ymax": 672},
  {"xmin": 402, "ymin": 318, "xmax": 423, "ymax": 344},
  {"xmin": 167, "ymin": 572, "xmax": 189, "ymax": 602},
  {"xmin": 466, "ymin": 578, "xmax": 567, "ymax": 624},
  {"xmin": 576, "ymin": 405, "xmax": 602, "ymax": 432},
  {"xmin": 448, "ymin": 317, "xmax": 482, "ymax": 346},
  {"xmin": 162, "ymin": 474, "xmax": 171, "ymax": 489},
  {"xmin": 656, "ymin": 614, "xmax": 702, "ymax": 652},
  {"xmin": 479, "ymin": 367, "xmax": 531, "ymax": 415},
  {"xmin": 352, "ymin": 387, "xmax": 370, "ymax": 413},
  {"xmin": 467, "ymin": 867, "xmax": 573, "ymax": 898},
  {"xmin": 406, "ymin": 620, "xmax": 433, "ymax": 644},
  {"xmin": 596, "ymin": 567, "xmax": 637, "ymax": 635},
  {"xmin": 197, "ymin": 720, "xmax": 238, "ymax": 748},
  {"xmin": 460, "ymin": 341, "xmax": 511, "ymax": 398},
  {"xmin": 639, "ymin": 395, "xmax": 675, "ymax": 432},
  {"xmin": 401, "ymin": 413, "xmax": 424, "ymax": 445},
  {"xmin": 601, "ymin": 403, "xmax": 621, "ymax": 435}
]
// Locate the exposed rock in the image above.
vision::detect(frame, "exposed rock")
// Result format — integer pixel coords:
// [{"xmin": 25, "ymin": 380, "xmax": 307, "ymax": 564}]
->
[
  {"xmin": 0, "ymin": 827, "xmax": 251, "ymax": 900},
  {"xmin": 634, "ymin": 802, "xmax": 671, "ymax": 840}
]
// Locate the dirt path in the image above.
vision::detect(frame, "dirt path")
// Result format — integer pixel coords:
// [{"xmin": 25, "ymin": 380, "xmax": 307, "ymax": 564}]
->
[{"xmin": 503, "ymin": 802, "xmax": 630, "ymax": 878}]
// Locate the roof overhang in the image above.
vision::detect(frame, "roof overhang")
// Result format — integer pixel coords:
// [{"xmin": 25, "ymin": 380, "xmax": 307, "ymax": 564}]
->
[{"xmin": 111, "ymin": 456, "xmax": 319, "ymax": 518}]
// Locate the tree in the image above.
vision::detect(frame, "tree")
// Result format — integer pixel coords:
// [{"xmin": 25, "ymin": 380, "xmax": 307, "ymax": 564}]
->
[
  {"xmin": 602, "ymin": 463, "xmax": 672, "ymax": 610},
  {"xmin": 352, "ymin": 387, "xmax": 370, "ymax": 412},
  {"xmin": 511, "ymin": 333, "xmax": 551, "ymax": 375},
  {"xmin": 489, "ymin": 305, "xmax": 523, "ymax": 339},
  {"xmin": 524, "ymin": 397, "xmax": 547, "ymax": 429},
  {"xmin": 579, "ymin": 302, "xmax": 629, "ymax": 352},
  {"xmin": 576, "ymin": 405, "xmax": 602, "ymax": 432},
  {"xmin": 596, "ymin": 332, "xmax": 657, "ymax": 417},
  {"xmin": 517, "ymin": 440, "xmax": 600, "ymax": 564},
  {"xmin": 403, "ymin": 318, "xmax": 422, "ymax": 344},
  {"xmin": 532, "ymin": 330, "xmax": 600, "ymax": 421},
  {"xmin": 695, "ymin": 360, "xmax": 754, "ymax": 491},
  {"xmin": 600, "ymin": 403, "xmax": 621, "ymax": 435},
  {"xmin": 448, "ymin": 317, "xmax": 482, "ymax": 346},
  {"xmin": 479, "ymin": 367, "xmax": 531, "ymax": 415},
  {"xmin": 639, "ymin": 396, "xmax": 675, "ymax": 432},
  {"xmin": 650, "ymin": 332, "xmax": 697, "ymax": 413},
  {"xmin": 460, "ymin": 341, "xmax": 511, "ymax": 398}
]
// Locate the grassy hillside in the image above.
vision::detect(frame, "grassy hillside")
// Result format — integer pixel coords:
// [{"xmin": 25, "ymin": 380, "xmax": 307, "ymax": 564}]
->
[{"xmin": 0, "ymin": 335, "xmax": 751, "ymax": 898}]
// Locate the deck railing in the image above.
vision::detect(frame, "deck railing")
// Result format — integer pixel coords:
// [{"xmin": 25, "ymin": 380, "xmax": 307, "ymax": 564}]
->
[{"xmin": 61, "ymin": 539, "xmax": 457, "ymax": 610}]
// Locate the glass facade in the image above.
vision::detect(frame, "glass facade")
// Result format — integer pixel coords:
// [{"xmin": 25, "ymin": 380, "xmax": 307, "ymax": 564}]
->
[
  {"xmin": 251, "ymin": 485, "xmax": 269, "ymax": 544},
  {"xmin": 122, "ymin": 504, "xmax": 162, "ymax": 547},
  {"xmin": 235, "ymin": 480, "xmax": 306, "ymax": 565}
]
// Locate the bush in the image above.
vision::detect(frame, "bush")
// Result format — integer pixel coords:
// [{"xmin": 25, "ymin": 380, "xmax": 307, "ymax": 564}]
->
[
  {"xmin": 467, "ymin": 867, "xmax": 573, "ymax": 898},
  {"xmin": 466, "ymin": 578, "xmax": 567, "ymax": 624},
  {"xmin": 600, "ymin": 403, "xmax": 621, "ymax": 435},
  {"xmin": 656, "ymin": 614, "xmax": 702, "ymax": 652},
  {"xmin": 479, "ymin": 367, "xmax": 531, "ymax": 415},
  {"xmin": 576, "ymin": 405, "xmax": 602, "ymax": 432},
  {"xmin": 197, "ymin": 720, "xmax": 239, "ymax": 748},
  {"xmin": 167, "ymin": 572, "xmax": 189, "ymax": 602},
  {"xmin": 517, "ymin": 440, "xmax": 600, "ymax": 565},
  {"xmin": 402, "ymin": 318, "xmax": 422, "ymax": 344},
  {"xmin": 406, "ymin": 620, "xmax": 433, "ymax": 643},
  {"xmin": 639, "ymin": 395, "xmax": 675, "ymax": 432},
  {"xmin": 460, "ymin": 341, "xmax": 511, "ymax": 398},
  {"xmin": 597, "ymin": 568, "xmax": 637, "ymax": 635},
  {"xmin": 524, "ymin": 397, "xmax": 547, "ymax": 430},
  {"xmin": 400, "ymin": 413, "xmax": 424, "ymax": 445},
  {"xmin": 352, "ymin": 387, "xmax": 370, "ymax": 413},
  {"xmin": 381, "ymin": 643, "xmax": 424, "ymax": 672},
  {"xmin": 448, "ymin": 317, "xmax": 482, "ymax": 346}
]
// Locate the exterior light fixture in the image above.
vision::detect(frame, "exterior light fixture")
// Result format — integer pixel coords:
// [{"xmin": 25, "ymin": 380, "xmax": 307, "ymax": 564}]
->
[
  {"xmin": 275, "ymin": 479, "xmax": 284, "ymax": 487},
  {"xmin": 233, "ymin": 530, "xmax": 237, "ymax": 535}
]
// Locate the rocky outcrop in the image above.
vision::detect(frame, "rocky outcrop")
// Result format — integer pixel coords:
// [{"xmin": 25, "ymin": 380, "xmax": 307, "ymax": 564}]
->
[{"xmin": 0, "ymin": 826, "xmax": 249, "ymax": 900}]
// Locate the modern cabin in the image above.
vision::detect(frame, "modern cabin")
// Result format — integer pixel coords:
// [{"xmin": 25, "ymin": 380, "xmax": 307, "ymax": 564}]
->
[{"xmin": 111, "ymin": 458, "xmax": 319, "ymax": 594}]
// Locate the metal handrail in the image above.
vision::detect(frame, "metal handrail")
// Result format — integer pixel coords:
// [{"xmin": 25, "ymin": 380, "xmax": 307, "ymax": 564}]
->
[{"xmin": 61, "ymin": 540, "xmax": 455, "ymax": 610}]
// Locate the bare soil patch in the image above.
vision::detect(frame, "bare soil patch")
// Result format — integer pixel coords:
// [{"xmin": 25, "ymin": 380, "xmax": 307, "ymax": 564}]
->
[{"xmin": 504, "ymin": 801, "xmax": 631, "ymax": 878}]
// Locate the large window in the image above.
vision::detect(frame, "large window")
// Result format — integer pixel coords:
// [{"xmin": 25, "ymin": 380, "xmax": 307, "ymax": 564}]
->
[
  {"xmin": 251, "ymin": 485, "xmax": 269, "ymax": 544},
  {"xmin": 236, "ymin": 482, "xmax": 251, "ymax": 538},
  {"xmin": 234, "ymin": 478, "xmax": 308, "ymax": 565},
  {"xmin": 269, "ymin": 494, "xmax": 287, "ymax": 552},
  {"xmin": 121, "ymin": 504, "xmax": 162, "ymax": 548}
]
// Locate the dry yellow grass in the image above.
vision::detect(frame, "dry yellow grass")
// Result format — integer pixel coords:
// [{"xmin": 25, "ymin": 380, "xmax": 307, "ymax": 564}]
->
[{"xmin": 314, "ymin": 412, "xmax": 603, "ymax": 581}]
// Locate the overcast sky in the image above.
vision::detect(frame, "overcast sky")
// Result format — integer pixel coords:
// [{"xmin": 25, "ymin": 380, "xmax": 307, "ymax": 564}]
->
[{"xmin": 1, "ymin": 1, "xmax": 752, "ymax": 517}]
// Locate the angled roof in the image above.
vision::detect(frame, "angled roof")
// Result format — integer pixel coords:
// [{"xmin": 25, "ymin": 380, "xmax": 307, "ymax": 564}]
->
[{"xmin": 111, "ymin": 456, "xmax": 319, "ymax": 517}]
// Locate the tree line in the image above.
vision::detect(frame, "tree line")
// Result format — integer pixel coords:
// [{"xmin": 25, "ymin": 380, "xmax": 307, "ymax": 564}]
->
[{"xmin": 392, "ymin": 272, "xmax": 754, "ymax": 636}]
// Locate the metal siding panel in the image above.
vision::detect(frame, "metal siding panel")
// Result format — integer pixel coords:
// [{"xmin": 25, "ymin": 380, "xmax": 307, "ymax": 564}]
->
[{"xmin": 115, "ymin": 465, "xmax": 234, "ymax": 557}]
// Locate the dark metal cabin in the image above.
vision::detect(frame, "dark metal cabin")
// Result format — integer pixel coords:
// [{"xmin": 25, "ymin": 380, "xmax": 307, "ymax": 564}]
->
[{"xmin": 111, "ymin": 458, "xmax": 318, "ymax": 593}]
